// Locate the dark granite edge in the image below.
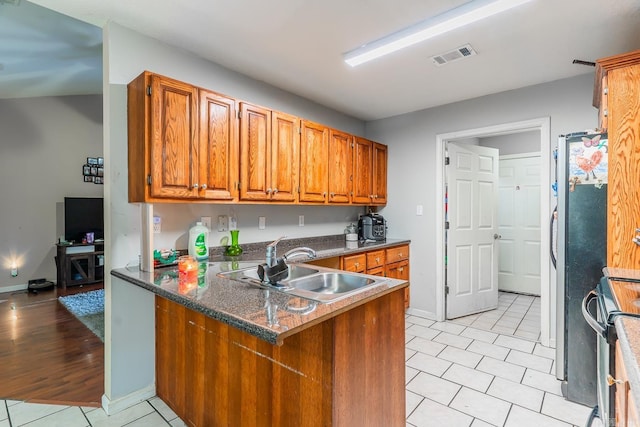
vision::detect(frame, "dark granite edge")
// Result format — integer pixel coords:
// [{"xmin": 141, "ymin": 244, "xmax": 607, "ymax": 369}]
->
[
  {"xmin": 615, "ymin": 316, "xmax": 640, "ymax": 417},
  {"xmin": 111, "ymin": 269, "xmax": 279, "ymax": 344}
]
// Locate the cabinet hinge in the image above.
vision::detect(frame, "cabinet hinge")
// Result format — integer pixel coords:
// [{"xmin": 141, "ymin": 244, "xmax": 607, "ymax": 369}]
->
[
  {"xmin": 147, "ymin": 175, "xmax": 152, "ymax": 185},
  {"xmin": 351, "ymin": 142, "xmax": 354, "ymax": 148},
  {"xmin": 349, "ymin": 175, "xmax": 353, "ymax": 181},
  {"xmin": 445, "ymin": 156, "xmax": 450, "ymax": 166},
  {"xmin": 445, "ymin": 285, "xmax": 450, "ymax": 295},
  {"xmin": 298, "ymin": 127, "xmax": 302, "ymax": 134},
  {"xmin": 236, "ymin": 181, "xmax": 241, "ymax": 190},
  {"xmin": 445, "ymin": 221, "xmax": 450, "ymax": 229},
  {"xmin": 146, "ymin": 86, "xmax": 152, "ymax": 96},
  {"xmin": 237, "ymin": 110, "xmax": 242, "ymax": 119}
]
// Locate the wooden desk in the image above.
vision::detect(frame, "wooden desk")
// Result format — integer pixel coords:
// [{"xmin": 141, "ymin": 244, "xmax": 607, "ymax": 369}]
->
[{"xmin": 56, "ymin": 243, "xmax": 104, "ymax": 288}]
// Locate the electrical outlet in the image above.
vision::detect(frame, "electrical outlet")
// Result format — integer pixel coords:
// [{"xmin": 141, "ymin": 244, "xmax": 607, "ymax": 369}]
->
[
  {"xmin": 201, "ymin": 216, "xmax": 212, "ymax": 230},
  {"xmin": 259, "ymin": 216, "xmax": 266, "ymax": 230},
  {"xmin": 153, "ymin": 216, "xmax": 161, "ymax": 233},
  {"xmin": 229, "ymin": 215, "xmax": 237, "ymax": 230},
  {"xmin": 217, "ymin": 215, "xmax": 228, "ymax": 232},
  {"xmin": 299, "ymin": 215, "xmax": 304, "ymax": 226},
  {"xmin": 416, "ymin": 205, "xmax": 424, "ymax": 216},
  {"xmin": 10, "ymin": 266, "xmax": 17, "ymax": 277}
]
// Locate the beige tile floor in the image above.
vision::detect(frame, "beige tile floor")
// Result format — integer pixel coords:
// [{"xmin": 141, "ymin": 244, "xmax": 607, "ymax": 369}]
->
[{"xmin": 0, "ymin": 298, "xmax": 595, "ymax": 427}]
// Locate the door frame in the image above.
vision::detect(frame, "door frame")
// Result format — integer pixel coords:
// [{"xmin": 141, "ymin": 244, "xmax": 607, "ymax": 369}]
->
[{"xmin": 435, "ymin": 117, "xmax": 552, "ymax": 346}]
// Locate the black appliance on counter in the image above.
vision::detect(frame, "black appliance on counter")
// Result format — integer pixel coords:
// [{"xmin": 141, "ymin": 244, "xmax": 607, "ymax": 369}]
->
[
  {"xmin": 555, "ymin": 132, "xmax": 608, "ymax": 407},
  {"xmin": 358, "ymin": 213, "xmax": 386, "ymax": 242}
]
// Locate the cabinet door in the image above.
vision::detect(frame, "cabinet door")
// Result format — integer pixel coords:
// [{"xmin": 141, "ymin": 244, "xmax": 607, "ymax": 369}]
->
[
  {"xmin": 150, "ymin": 74, "xmax": 199, "ymax": 198},
  {"xmin": 352, "ymin": 137, "xmax": 373, "ymax": 204},
  {"xmin": 372, "ymin": 143, "xmax": 388, "ymax": 205},
  {"xmin": 239, "ymin": 103, "xmax": 271, "ymax": 201},
  {"xmin": 199, "ymin": 90, "xmax": 238, "ymax": 200},
  {"xmin": 386, "ymin": 259, "xmax": 410, "ymax": 309},
  {"xmin": 271, "ymin": 112, "xmax": 300, "ymax": 202},
  {"xmin": 299, "ymin": 120, "xmax": 328, "ymax": 203},
  {"xmin": 328, "ymin": 129, "xmax": 353, "ymax": 204},
  {"xmin": 341, "ymin": 253, "xmax": 366, "ymax": 273},
  {"xmin": 606, "ymin": 62, "xmax": 640, "ymax": 269}
]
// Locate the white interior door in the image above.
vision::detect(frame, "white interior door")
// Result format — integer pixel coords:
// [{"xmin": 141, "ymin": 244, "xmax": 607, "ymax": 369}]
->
[
  {"xmin": 498, "ymin": 154, "xmax": 541, "ymax": 295},
  {"xmin": 446, "ymin": 143, "xmax": 499, "ymax": 319}
]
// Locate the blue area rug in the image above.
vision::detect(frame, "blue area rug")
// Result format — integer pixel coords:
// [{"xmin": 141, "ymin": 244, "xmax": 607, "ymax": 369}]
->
[{"xmin": 58, "ymin": 289, "xmax": 104, "ymax": 342}]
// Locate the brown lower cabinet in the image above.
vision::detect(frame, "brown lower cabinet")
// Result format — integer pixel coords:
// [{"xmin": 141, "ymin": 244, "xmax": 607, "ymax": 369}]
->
[
  {"xmin": 335, "ymin": 244, "xmax": 410, "ymax": 309},
  {"xmin": 155, "ymin": 288, "xmax": 406, "ymax": 426},
  {"xmin": 615, "ymin": 341, "xmax": 640, "ymax": 427}
]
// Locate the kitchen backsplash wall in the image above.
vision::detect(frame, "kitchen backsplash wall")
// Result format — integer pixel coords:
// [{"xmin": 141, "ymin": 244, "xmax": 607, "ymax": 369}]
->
[{"xmin": 152, "ymin": 204, "xmax": 364, "ymax": 252}]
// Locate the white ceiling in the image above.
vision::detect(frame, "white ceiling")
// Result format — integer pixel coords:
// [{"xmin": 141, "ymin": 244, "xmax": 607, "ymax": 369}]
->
[{"xmin": 5, "ymin": 0, "xmax": 640, "ymax": 120}]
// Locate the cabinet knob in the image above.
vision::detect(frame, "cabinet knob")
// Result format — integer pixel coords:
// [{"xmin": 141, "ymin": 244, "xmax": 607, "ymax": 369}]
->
[
  {"xmin": 193, "ymin": 183, "xmax": 199, "ymax": 189},
  {"xmin": 266, "ymin": 188, "xmax": 272, "ymax": 194},
  {"xmin": 354, "ymin": 262, "xmax": 359, "ymax": 268},
  {"xmin": 330, "ymin": 192, "xmax": 335, "ymax": 198},
  {"xmin": 201, "ymin": 184, "xmax": 207, "ymax": 190},
  {"xmin": 323, "ymin": 192, "xmax": 327, "ymax": 198},
  {"xmin": 374, "ymin": 195, "xmax": 378, "ymax": 199},
  {"xmin": 370, "ymin": 194, "xmax": 374, "ymax": 199},
  {"xmin": 376, "ymin": 257, "xmax": 380, "ymax": 263},
  {"xmin": 398, "ymin": 267, "xmax": 404, "ymax": 273},
  {"xmin": 607, "ymin": 374, "xmax": 622, "ymax": 386},
  {"xmin": 273, "ymin": 188, "xmax": 279, "ymax": 194},
  {"xmin": 399, "ymin": 253, "xmax": 403, "ymax": 257}
]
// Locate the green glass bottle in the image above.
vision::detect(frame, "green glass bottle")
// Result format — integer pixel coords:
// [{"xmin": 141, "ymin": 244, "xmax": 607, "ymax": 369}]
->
[{"xmin": 225, "ymin": 230, "xmax": 243, "ymax": 256}]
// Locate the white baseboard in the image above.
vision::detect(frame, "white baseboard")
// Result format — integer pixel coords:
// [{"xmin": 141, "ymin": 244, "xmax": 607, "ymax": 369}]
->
[
  {"xmin": 101, "ymin": 384, "xmax": 156, "ymax": 415},
  {"xmin": 0, "ymin": 283, "xmax": 28, "ymax": 294},
  {"xmin": 406, "ymin": 307, "xmax": 437, "ymax": 321}
]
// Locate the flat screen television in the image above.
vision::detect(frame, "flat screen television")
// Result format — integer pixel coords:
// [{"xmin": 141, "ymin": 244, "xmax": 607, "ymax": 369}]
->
[{"xmin": 64, "ymin": 197, "xmax": 104, "ymax": 243}]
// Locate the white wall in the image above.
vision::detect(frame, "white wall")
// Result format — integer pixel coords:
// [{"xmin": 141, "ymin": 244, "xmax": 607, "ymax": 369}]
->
[
  {"xmin": 365, "ymin": 73, "xmax": 598, "ymax": 317},
  {"xmin": 0, "ymin": 95, "xmax": 103, "ymax": 289}
]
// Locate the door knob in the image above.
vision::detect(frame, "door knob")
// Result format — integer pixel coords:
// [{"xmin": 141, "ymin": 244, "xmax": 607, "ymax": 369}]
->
[{"xmin": 493, "ymin": 234, "xmax": 502, "ymax": 240}]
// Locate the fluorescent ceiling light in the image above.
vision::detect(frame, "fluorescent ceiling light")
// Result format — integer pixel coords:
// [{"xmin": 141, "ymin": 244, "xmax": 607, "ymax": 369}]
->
[{"xmin": 344, "ymin": 0, "xmax": 533, "ymax": 67}]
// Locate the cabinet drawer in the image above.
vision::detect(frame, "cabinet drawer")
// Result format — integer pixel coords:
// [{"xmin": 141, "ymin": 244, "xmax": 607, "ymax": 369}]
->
[
  {"xmin": 366, "ymin": 250, "xmax": 385, "ymax": 270},
  {"xmin": 386, "ymin": 260, "xmax": 409, "ymax": 281},
  {"xmin": 386, "ymin": 245, "xmax": 409, "ymax": 263},
  {"xmin": 367, "ymin": 266, "xmax": 385, "ymax": 276},
  {"xmin": 341, "ymin": 253, "xmax": 366, "ymax": 273}
]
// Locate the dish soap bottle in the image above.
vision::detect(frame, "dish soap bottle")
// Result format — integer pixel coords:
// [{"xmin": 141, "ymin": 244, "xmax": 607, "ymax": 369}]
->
[{"xmin": 188, "ymin": 222, "xmax": 210, "ymax": 261}]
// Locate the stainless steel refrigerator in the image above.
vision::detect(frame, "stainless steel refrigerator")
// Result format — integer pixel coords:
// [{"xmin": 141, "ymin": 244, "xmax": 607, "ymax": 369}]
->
[{"xmin": 554, "ymin": 131, "xmax": 608, "ymax": 407}]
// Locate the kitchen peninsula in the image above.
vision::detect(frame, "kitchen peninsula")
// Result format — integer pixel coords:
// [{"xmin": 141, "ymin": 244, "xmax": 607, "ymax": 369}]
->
[{"xmin": 111, "ymin": 237, "xmax": 409, "ymax": 426}]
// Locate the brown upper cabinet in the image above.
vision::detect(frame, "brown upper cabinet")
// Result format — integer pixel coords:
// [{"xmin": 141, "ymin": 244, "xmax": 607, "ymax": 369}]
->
[
  {"xmin": 128, "ymin": 72, "xmax": 237, "ymax": 202},
  {"xmin": 328, "ymin": 129, "xmax": 353, "ymax": 204},
  {"xmin": 299, "ymin": 120, "xmax": 329, "ymax": 203},
  {"xmin": 128, "ymin": 71, "xmax": 387, "ymax": 205},
  {"xmin": 594, "ymin": 50, "xmax": 640, "ymax": 269},
  {"xmin": 353, "ymin": 137, "xmax": 387, "ymax": 205}
]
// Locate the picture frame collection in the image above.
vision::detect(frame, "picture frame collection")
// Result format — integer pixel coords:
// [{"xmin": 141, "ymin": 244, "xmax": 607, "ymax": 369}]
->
[{"xmin": 83, "ymin": 157, "xmax": 104, "ymax": 184}]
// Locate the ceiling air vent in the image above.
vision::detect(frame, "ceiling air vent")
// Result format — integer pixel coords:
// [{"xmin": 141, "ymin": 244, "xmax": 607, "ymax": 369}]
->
[{"xmin": 431, "ymin": 44, "xmax": 477, "ymax": 67}]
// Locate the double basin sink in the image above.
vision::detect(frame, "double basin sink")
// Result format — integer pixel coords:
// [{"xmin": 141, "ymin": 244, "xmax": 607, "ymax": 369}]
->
[{"xmin": 218, "ymin": 264, "xmax": 387, "ymax": 303}]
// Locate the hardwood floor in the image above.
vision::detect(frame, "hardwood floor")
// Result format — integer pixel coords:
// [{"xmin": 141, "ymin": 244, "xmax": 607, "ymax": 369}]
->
[{"xmin": 0, "ymin": 283, "xmax": 104, "ymax": 407}]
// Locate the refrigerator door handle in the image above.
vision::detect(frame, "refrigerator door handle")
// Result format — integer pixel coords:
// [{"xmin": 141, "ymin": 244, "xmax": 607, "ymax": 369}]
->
[{"xmin": 582, "ymin": 289, "xmax": 606, "ymax": 338}]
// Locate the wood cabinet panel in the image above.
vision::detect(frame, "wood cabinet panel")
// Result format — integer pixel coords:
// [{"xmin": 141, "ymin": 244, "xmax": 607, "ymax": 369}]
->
[
  {"xmin": 386, "ymin": 245, "xmax": 409, "ymax": 264},
  {"xmin": 239, "ymin": 103, "xmax": 271, "ymax": 201},
  {"xmin": 149, "ymin": 74, "xmax": 200, "ymax": 199},
  {"xmin": 299, "ymin": 120, "xmax": 329, "ymax": 203},
  {"xmin": 596, "ymin": 51, "xmax": 640, "ymax": 269},
  {"xmin": 342, "ymin": 253, "xmax": 366, "ymax": 273},
  {"xmin": 328, "ymin": 129, "xmax": 353, "ymax": 204},
  {"xmin": 615, "ymin": 340, "xmax": 640, "ymax": 427},
  {"xmin": 271, "ymin": 111, "xmax": 300, "ymax": 202},
  {"xmin": 373, "ymin": 143, "xmax": 388, "ymax": 205},
  {"xmin": 198, "ymin": 89, "xmax": 238, "ymax": 200},
  {"xmin": 156, "ymin": 290, "xmax": 405, "ymax": 427},
  {"xmin": 353, "ymin": 136, "xmax": 374, "ymax": 204},
  {"xmin": 367, "ymin": 250, "xmax": 386, "ymax": 271}
]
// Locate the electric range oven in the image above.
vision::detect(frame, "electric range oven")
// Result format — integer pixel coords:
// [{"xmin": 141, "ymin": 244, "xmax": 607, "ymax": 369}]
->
[{"xmin": 583, "ymin": 268, "xmax": 640, "ymax": 427}]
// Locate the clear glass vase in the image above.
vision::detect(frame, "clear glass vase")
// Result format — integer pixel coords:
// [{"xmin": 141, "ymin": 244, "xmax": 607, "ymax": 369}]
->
[{"xmin": 225, "ymin": 230, "xmax": 243, "ymax": 256}]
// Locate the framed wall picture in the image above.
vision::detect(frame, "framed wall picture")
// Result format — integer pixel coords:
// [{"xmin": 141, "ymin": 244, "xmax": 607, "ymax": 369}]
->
[
  {"xmin": 87, "ymin": 157, "xmax": 99, "ymax": 166},
  {"xmin": 83, "ymin": 165, "xmax": 91, "ymax": 176},
  {"xmin": 97, "ymin": 157, "xmax": 104, "ymax": 166},
  {"xmin": 84, "ymin": 175, "xmax": 95, "ymax": 182},
  {"xmin": 97, "ymin": 167, "xmax": 104, "ymax": 177},
  {"xmin": 94, "ymin": 176, "xmax": 103, "ymax": 184}
]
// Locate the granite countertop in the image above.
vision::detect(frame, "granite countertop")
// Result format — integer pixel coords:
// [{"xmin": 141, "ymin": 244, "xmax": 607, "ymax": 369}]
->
[
  {"xmin": 112, "ymin": 236, "xmax": 410, "ymax": 346},
  {"xmin": 614, "ymin": 315, "xmax": 640, "ymax": 416}
]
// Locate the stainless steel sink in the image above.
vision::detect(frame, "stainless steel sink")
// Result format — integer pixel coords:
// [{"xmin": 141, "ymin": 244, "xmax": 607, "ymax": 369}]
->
[
  {"xmin": 219, "ymin": 264, "xmax": 318, "ymax": 284},
  {"xmin": 217, "ymin": 264, "xmax": 386, "ymax": 303}
]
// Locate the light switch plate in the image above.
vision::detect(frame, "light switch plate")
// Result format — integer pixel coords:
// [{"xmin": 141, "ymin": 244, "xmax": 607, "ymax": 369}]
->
[
  {"xmin": 217, "ymin": 215, "xmax": 228, "ymax": 232},
  {"xmin": 201, "ymin": 216, "xmax": 212, "ymax": 230},
  {"xmin": 259, "ymin": 216, "xmax": 266, "ymax": 230},
  {"xmin": 299, "ymin": 215, "xmax": 304, "ymax": 226}
]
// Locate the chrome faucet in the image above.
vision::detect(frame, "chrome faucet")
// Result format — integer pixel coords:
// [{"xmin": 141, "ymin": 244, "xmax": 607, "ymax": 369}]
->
[{"xmin": 258, "ymin": 237, "xmax": 317, "ymax": 285}]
